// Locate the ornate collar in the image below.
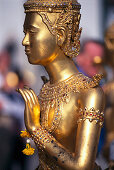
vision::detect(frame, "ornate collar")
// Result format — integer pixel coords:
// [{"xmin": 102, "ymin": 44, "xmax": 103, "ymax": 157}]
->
[
  {"xmin": 38, "ymin": 73, "xmax": 102, "ymax": 133},
  {"xmin": 39, "ymin": 73, "xmax": 102, "ymax": 101}
]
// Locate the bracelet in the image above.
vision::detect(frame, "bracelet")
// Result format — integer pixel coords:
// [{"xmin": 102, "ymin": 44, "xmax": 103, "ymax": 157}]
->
[
  {"xmin": 78, "ymin": 107, "xmax": 104, "ymax": 126},
  {"xmin": 31, "ymin": 127, "xmax": 55, "ymax": 150}
]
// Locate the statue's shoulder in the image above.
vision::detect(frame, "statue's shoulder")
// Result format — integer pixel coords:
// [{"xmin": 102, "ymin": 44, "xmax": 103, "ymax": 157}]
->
[
  {"xmin": 78, "ymin": 73, "xmax": 105, "ymax": 113},
  {"xmin": 76, "ymin": 73, "xmax": 103, "ymax": 90}
]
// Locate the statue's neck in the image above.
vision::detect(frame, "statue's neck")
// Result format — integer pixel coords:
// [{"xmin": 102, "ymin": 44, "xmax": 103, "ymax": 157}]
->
[{"xmin": 44, "ymin": 51, "xmax": 78, "ymax": 84}]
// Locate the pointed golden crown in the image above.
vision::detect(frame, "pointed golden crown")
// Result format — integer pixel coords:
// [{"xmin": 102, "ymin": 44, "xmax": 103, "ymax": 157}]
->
[
  {"xmin": 24, "ymin": 0, "xmax": 81, "ymax": 13},
  {"xmin": 24, "ymin": 0, "xmax": 81, "ymax": 58}
]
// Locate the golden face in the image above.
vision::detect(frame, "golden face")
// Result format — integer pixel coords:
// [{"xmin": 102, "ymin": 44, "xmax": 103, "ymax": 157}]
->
[{"xmin": 22, "ymin": 13, "xmax": 58, "ymax": 65}]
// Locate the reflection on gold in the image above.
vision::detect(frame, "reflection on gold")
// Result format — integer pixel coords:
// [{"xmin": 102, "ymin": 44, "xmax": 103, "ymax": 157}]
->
[
  {"xmin": 6, "ymin": 72, "xmax": 19, "ymax": 88},
  {"xmin": 90, "ymin": 95, "xmax": 96, "ymax": 108}
]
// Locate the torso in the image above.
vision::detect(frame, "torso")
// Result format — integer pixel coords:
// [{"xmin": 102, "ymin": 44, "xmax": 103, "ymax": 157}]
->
[
  {"xmin": 38, "ymin": 73, "xmax": 102, "ymax": 169},
  {"xmin": 48, "ymin": 91, "xmax": 80, "ymax": 152}
]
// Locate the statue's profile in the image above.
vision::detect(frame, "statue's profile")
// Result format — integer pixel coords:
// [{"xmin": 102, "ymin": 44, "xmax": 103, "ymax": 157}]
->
[{"xmin": 17, "ymin": 0, "xmax": 105, "ymax": 169}]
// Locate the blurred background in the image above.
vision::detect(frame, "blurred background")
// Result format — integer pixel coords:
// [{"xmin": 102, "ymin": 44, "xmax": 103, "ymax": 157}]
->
[{"xmin": 0, "ymin": 0, "xmax": 114, "ymax": 169}]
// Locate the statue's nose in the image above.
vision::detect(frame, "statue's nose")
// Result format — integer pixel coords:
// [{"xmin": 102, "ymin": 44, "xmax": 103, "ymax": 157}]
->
[{"xmin": 22, "ymin": 33, "xmax": 30, "ymax": 46}]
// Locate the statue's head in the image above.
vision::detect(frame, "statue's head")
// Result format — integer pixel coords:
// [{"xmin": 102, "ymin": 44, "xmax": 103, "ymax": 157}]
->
[
  {"xmin": 105, "ymin": 23, "xmax": 114, "ymax": 52},
  {"xmin": 104, "ymin": 23, "xmax": 114, "ymax": 67},
  {"xmin": 22, "ymin": 0, "xmax": 82, "ymax": 65}
]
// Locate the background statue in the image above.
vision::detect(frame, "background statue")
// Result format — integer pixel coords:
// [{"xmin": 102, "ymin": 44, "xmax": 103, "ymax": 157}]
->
[
  {"xmin": 102, "ymin": 23, "xmax": 114, "ymax": 168},
  {"xmin": 17, "ymin": 0, "xmax": 105, "ymax": 169}
]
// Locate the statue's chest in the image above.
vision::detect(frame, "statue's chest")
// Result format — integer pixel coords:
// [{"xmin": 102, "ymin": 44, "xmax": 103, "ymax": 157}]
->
[
  {"xmin": 38, "ymin": 73, "xmax": 100, "ymax": 134},
  {"xmin": 39, "ymin": 91, "xmax": 79, "ymax": 135}
]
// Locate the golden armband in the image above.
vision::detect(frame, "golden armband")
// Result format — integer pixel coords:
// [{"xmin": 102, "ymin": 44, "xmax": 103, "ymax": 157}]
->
[{"xmin": 78, "ymin": 107, "xmax": 104, "ymax": 126}]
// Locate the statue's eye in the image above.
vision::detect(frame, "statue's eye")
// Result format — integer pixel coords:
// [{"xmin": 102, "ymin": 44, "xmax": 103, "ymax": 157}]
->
[
  {"xmin": 29, "ymin": 30, "xmax": 36, "ymax": 34},
  {"xmin": 23, "ymin": 31, "xmax": 26, "ymax": 34},
  {"xmin": 109, "ymin": 38, "xmax": 114, "ymax": 45}
]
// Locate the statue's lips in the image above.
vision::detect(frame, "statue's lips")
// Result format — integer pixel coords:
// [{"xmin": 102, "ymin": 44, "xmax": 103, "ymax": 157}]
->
[{"xmin": 25, "ymin": 49, "xmax": 31, "ymax": 55}]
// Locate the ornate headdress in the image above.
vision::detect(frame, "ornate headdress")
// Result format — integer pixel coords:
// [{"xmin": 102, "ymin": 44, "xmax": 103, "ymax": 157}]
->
[{"xmin": 24, "ymin": 0, "xmax": 82, "ymax": 58}]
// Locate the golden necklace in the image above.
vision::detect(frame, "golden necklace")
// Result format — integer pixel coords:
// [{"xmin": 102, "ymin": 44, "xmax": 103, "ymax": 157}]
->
[{"xmin": 38, "ymin": 73, "xmax": 102, "ymax": 133}]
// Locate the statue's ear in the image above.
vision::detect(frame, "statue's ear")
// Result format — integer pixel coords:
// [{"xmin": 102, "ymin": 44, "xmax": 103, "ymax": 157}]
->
[{"xmin": 56, "ymin": 27, "xmax": 66, "ymax": 47}]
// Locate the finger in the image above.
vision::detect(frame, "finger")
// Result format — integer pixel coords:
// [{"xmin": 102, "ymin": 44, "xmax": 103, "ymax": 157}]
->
[
  {"xmin": 24, "ymin": 89, "xmax": 36, "ymax": 105},
  {"xmin": 23, "ymin": 88, "xmax": 40, "ymax": 117},
  {"xmin": 23, "ymin": 89, "xmax": 33, "ymax": 109},
  {"xmin": 17, "ymin": 88, "xmax": 28, "ymax": 103},
  {"xmin": 24, "ymin": 86, "xmax": 36, "ymax": 104},
  {"xmin": 29, "ymin": 88, "xmax": 39, "ymax": 104},
  {"xmin": 24, "ymin": 86, "xmax": 38, "ymax": 105},
  {"xmin": 24, "ymin": 102, "xmax": 33, "ymax": 132},
  {"xmin": 24, "ymin": 88, "xmax": 40, "ymax": 114},
  {"xmin": 24, "ymin": 85, "xmax": 30, "ymax": 89},
  {"xmin": 25, "ymin": 102, "xmax": 40, "ymax": 130}
]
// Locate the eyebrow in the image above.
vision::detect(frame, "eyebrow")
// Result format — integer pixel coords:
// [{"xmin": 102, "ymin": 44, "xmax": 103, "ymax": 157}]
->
[{"xmin": 23, "ymin": 25, "xmax": 39, "ymax": 31}]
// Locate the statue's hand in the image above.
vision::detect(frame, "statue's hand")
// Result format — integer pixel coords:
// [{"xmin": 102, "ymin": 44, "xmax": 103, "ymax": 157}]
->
[{"xmin": 17, "ymin": 86, "xmax": 40, "ymax": 133}]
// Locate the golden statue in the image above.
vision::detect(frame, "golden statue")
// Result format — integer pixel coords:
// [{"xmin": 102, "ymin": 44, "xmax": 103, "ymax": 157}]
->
[
  {"xmin": 102, "ymin": 23, "xmax": 114, "ymax": 167},
  {"xmin": 17, "ymin": 0, "xmax": 105, "ymax": 169}
]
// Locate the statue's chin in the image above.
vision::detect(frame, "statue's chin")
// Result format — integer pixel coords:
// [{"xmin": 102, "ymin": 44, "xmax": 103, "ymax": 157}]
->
[
  {"xmin": 27, "ymin": 55, "xmax": 34, "ymax": 64},
  {"xmin": 27, "ymin": 57, "xmax": 40, "ymax": 65},
  {"xmin": 28, "ymin": 59, "xmax": 36, "ymax": 65}
]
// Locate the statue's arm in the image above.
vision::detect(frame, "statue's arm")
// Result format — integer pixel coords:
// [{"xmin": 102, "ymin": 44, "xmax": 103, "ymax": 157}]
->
[
  {"xmin": 74, "ymin": 86, "xmax": 105, "ymax": 169},
  {"xmin": 18, "ymin": 86, "xmax": 105, "ymax": 170}
]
